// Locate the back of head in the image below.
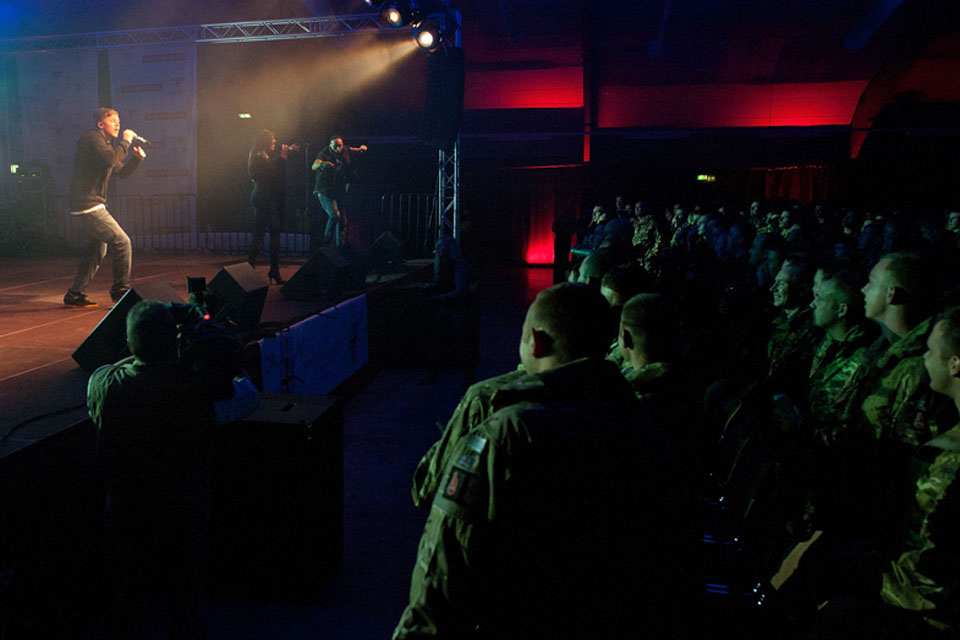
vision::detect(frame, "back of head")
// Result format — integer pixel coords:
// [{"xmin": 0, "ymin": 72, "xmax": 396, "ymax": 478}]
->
[
  {"xmin": 126, "ymin": 300, "xmax": 178, "ymax": 363},
  {"xmin": 533, "ymin": 283, "xmax": 614, "ymax": 362},
  {"xmin": 577, "ymin": 247, "xmax": 621, "ymax": 287},
  {"xmin": 620, "ymin": 293, "xmax": 677, "ymax": 362},
  {"xmin": 823, "ymin": 268, "xmax": 867, "ymax": 324},
  {"xmin": 600, "ymin": 261, "xmax": 652, "ymax": 309},
  {"xmin": 935, "ymin": 305, "xmax": 960, "ymax": 360},
  {"xmin": 881, "ymin": 251, "xmax": 938, "ymax": 325}
]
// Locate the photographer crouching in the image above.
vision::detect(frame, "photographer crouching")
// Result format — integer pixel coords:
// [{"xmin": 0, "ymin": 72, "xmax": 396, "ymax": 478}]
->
[{"xmin": 87, "ymin": 300, "xmax": 258, "ymax": 639}]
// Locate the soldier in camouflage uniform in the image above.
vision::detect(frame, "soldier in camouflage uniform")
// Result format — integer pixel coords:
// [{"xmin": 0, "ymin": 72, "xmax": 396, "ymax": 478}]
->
[
  {"xmin": 814, "ymin": 254, "xmax": 955, "ymax": 564},
  {"xmin": 631, "ymin": 208, "xmax": 662, "ymax": 267},
  {"xmin": 617, "ymin": 293, "xmax": 695, "ymax": 448},
  {"xmin": 600, "ymin": 261, "xmax": 653, "ymax": 374},
  {"xmin": 394, "ymin": 283, "xmax": 695, "ymax": 639},
  {"xmin": 766, "ymin": 256, "xmax": 821, "ymax": 399},
  {"xmin": 878, "ymin": 306, "xmax": 960, "ymax": 631},
  {"xmin": 807, "ymin": 269, "xmax": 877, "ymax": 440},
  {"xmin": 810, "ymin": 308, "xmax": 960, "ymax": 637},
  {"xmin": 844, "ymin": 252, "xmax": 954, "ymax": 447},
  {"xmin": 411, "ymin": 367, "xmax": 526, "ymax": 509}
]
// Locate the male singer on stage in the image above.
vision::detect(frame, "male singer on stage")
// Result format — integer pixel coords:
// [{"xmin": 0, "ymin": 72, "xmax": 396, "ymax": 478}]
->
[
  {"xmin": 312, "ymin": 135, "xmax": 367, "ymax": 247},
  {"xmin": 63, "ymin": 107, "xmax": 146, "ymax": 308}
]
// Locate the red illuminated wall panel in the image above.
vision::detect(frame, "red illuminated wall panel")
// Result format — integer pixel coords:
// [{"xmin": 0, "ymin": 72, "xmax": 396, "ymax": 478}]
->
[
  {"xmin": 597, "ymin": 80, "xmax": 869, "ymax": 128},
  {"xmin": 464, "ymin": 66, "xmax": 584, "ymax": 109}
]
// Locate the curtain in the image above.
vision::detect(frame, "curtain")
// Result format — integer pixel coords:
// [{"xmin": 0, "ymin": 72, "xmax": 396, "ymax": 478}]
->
[{"xmin": 748, "ymin": 164, "xmax": 840, "ymax": 203}]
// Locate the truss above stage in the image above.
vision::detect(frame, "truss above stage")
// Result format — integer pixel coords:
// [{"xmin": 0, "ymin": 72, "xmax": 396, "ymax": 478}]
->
[{"xmin": 0, "ymin": 14, "xmax": 400, "ymax": 53}]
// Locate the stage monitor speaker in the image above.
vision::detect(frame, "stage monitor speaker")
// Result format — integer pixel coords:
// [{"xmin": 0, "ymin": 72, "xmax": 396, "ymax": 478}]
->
[
  {"xmin": 419, "ymin": 46, "xmax": 464, "ymax": 152},
  {"xmin": 370, "ymin": 231, "xmax": 402, "ymax": 268},
  {"xmin": 280, "ymin": 245, "xmax": 367, "ymax": 302},
  {"xmin": 71, "ymin": 282, "xmax": 184, "ymax": 372},
  {"xmin": 206, "ymin": 262, "xmax": 268, "ymax": 333},
  {"xmin": 209, "ymin": 394, "xmax": 343, "ymax": 601}
]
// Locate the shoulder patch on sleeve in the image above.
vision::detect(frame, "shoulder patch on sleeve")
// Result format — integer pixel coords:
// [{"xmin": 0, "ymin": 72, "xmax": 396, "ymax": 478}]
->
[{"xmin": 432, "ymin": 436, "xmax": 488, "ymax": 521}]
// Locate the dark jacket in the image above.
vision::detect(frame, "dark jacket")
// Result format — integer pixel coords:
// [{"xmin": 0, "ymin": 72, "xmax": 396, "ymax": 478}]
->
[{"xmin": 68, "ymin": 130, "xmax": 142, "ymax": 211}]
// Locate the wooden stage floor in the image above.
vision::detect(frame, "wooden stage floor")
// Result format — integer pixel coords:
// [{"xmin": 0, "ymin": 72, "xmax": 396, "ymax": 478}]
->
[{"xmin": 0, "ymin": 252, "xmax": 425, "ymax": 458}]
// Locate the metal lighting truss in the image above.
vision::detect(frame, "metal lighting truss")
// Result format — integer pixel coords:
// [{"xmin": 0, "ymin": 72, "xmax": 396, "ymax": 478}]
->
[
  {"xmin": 433, "ymin": 7, "xmax": 462, "ymax": 241},
  {"xmin": 436, "ymin": 137, "xmax": 460, "ymax": 240},
  {"xmin": 0, "ymin": 14, "xmax": 393, "ymax": 52}
]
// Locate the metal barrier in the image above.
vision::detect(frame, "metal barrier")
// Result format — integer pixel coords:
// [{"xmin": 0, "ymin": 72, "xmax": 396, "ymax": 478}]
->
[
  {"xmin": 379, "ymin": 192, "xmax": 436, "ymax": 259},
  {"xmin": 42, "ymin": 191, "xmax": 437, "ymax": 259}
]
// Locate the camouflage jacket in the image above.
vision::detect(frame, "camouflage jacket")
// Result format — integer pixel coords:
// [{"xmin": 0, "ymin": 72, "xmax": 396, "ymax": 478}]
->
[
  {"xmin": 807, "ymin": 323, "xmax": 874, "ymax": 437},
  {"xmin": 411, "ymin": 368, "xmax": 527, "ymax": 509},
  {"xmin": 881, "ymin": 425, "xmax": 960, "ymax": 628},
  {"xmin": 394, "ymin": 358, "xmax": 693, "ymax": 639},
  {"xmin": 853, "ymin": 318, "xmax": 949, "ymax": 446},
  {"xmin": 632, "ymin": 216, "xmax": 662, "ymax": 264},
  {"xmin": 767, "ymin": 306, "xmax": 821, "ymax": 398},
  {"xmin": 606, "ymin": 340, "xmax": 631, "ymax": 375}
]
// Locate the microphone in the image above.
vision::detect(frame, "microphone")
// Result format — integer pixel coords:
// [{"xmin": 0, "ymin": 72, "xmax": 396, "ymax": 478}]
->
[{"xmin": 132, "ymin": 135, "xmax": 151, "ymax": 147}]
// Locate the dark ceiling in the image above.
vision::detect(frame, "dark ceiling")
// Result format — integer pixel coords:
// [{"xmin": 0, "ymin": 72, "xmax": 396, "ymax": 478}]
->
[{"xmin": 3, "ymin": 1, "xmax": 958, "ymax": 85}]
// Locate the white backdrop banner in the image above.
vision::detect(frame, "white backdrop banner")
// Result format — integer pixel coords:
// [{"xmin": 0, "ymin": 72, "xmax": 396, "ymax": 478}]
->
[
  {"xmin": 108, "ymin": 44, "xmax": 197, "ymax": 201},
  {"xmin": 15, "ymin": 49, "xmax": 100, "ymax": 198}
]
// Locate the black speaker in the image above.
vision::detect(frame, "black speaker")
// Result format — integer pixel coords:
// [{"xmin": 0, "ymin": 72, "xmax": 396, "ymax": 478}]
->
[
  {"xmin": 420, "ymin": 46, "xmax": 464, "ymax": 152},
  {"xmin": 280, "ymin": 245, "xmax": 367, "ymax": 302},
  {"xmin": 371, "ymin": 231, "xmax": 402, "ymax": 268},
  {"xmin": 206, "ymin": 262, "xmax": 268, "ymax": 333},
  {"xmin": 209, "ymin": 394, "xmax": 343, "ymax": 601},
  {"xmin": 71, "ymin": 282, "xmax": 184, "ymax": 372}
]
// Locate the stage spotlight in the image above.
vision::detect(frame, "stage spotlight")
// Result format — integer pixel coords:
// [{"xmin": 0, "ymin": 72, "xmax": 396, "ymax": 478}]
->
[
  {"xmin": 385, "ymin": 4, "xmax": 404, "ymax": 26},
  {"xmin": 383, "ymin": 0, "xmax": 422, "ymax": 27},
  {"xmin": 415, "ymin": 20, "xmax": 440, "ymax": 50}
]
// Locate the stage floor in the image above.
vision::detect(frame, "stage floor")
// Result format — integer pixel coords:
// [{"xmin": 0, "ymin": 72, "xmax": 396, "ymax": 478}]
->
[{"xmin": 0, "ymin": 252, "xmax": 426, "ymax": 457}]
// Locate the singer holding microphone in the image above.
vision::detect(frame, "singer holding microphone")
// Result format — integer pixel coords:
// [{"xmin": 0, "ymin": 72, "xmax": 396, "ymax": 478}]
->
[
  {"xmin": 247, "ymin": 129, "xmax": 297, "ymax": 284},
  {"xmin": 313, "ymin": 135, "xmax": 366, "ymax": 248},
  {"xmin": 63, "ymin": 107, "xmax": 146, "ymax": 308}
]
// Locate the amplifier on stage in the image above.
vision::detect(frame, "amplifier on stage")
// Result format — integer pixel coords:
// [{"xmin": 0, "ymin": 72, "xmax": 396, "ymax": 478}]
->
[{"xmin": 208, "ymin": 393, "xmax": 343, "ymax": 602}]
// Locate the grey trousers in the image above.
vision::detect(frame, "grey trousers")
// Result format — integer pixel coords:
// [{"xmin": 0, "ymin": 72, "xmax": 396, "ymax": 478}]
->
[{"xmin": 69, "ymin": 205, "xmax": 132, "ymax": 300}]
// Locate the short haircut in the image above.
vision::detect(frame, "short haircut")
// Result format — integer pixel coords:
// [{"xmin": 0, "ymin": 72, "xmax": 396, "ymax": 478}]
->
[
  {"xmin": 601, "ymin": 261, "xmax": 652, "ymax": 302},
  {"xmin": 94, "ymin": 107, "xmax": 117, "ymax": 123},
  {"xmin": 531, "ymin": 283, "xmax": 613, "ymax": 361},
  {"xmin": 816, "ymin": 256, "xmax": 862, "ymax": 281},
  {"xmin": 126, "ymin": 300, "xmax": 178, "ymax": 362},
  {"xmin": 780, "ymin": 254, "xmax": 815, "ymax": 284},
  {"xmin": 578, "ymin": 247, "xmax": 621, "ymax": 286},
  {"xmin": 935, "ymin": 305, "xmax": 960, "ymax": 360},
  {"xmin": 821, "ymin": 269, "xmax": 866, "ymax": 322},
  {"xmin": 879, "ymin": 251, "xmax": 938, "ymax": 324},
  {"xmin": 620, "ymin": 293, "xmax": 677, "ymax": 362}
]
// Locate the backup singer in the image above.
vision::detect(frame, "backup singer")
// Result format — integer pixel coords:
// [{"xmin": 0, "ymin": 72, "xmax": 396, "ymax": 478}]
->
[
  {"xmin": 247, "ymin": 129, "xmax": 297, "ymax": 284},
  {"xmin": 312, "ymin": 135, "xmax": 367, "ymax": 247}
]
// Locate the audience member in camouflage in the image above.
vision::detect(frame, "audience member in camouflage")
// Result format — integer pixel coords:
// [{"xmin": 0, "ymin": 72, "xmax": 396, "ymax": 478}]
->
[
  {"xmin": 617, "ymin": 293, "xmax": 696, "ymax": 447},
  {"xmin": 879, "ymin": 307, "xmax": 960, "ymax": 632},
  {"xmin": 394, "ymin": 284, "xmax": 695, "ymax": 640},
  {"xmin": 632, "ymin": 211, "xmax": 662, "ymax": 266},
  {"xmin": 844, "ymin": 253, "xmax": 952, "ymax": 445},
  {"xmin": 601, "ymin": 262, "xmax": 653, "ymax": 375},
  {"xmin": 859, "ymin": 324, "xmax": 942, "ymax": 445},
  {"xmin": 767, "ymin": 257, "xmax": 821, "ymax": 398},
  {"xmin": 411, "ymin": 367, "xmax": 526, "ymax": 509},
  {"xmin": 807, "ymin": 269, "xmax": 876, "ymax": 439}
]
